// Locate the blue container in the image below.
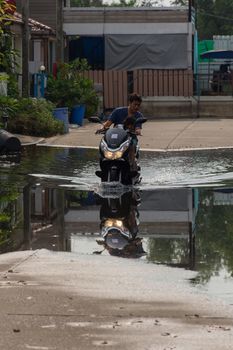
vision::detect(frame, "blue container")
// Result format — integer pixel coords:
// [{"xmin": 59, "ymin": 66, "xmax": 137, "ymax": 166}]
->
[
  {"xmin": 53, "ymin": 107, "xmax": 69, "ymax": 133},
  {"xmin": 71, "ymin": 105, "xmax": 85, "ymax": 126}
]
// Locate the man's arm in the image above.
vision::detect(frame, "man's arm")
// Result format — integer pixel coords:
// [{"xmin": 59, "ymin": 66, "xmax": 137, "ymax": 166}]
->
[
  {"xmin": 95, "ymin": 119, "xmax": 113, "ymax": 134},
  {"xmin": 103, "ymin": 119, "xmax": 113, "ymax": 129},
  {"xmin": 101, "ymin": 108, "xmax": 117, "ymax": 129}
]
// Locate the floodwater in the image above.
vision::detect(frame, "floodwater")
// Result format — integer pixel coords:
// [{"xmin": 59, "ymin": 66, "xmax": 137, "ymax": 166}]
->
[{"xmin": 1, "ymin": 146, "xmax": 233, "ymax": 305}]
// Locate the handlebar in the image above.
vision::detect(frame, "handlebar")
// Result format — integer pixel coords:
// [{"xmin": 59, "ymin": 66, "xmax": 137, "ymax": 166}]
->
[
  {"xmin": 95, "ymin": 127, "xmax": 139, "ymax": 136},
  {"xmin": 95, "ymin": 128, "xmax": 109, "ymax": 135}
]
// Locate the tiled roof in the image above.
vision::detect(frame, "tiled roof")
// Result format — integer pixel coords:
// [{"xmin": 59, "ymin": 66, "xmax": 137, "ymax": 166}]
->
[{"xmin": 12, "ymin": 12, "xmax": 55, "ymax": 35}]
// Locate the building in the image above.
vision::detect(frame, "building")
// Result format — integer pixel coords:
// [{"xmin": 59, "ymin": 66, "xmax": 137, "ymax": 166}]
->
[
  {"xmin": 7, "ymin": 10, "xmax": 56, "ymax": 95},
  {"xmin": 64, "ymin": 5, "xmax": 195, "ymax": 109},
  {"xmin": 15, "ymin": 1, "xmax": 195, "ymax": 110}
]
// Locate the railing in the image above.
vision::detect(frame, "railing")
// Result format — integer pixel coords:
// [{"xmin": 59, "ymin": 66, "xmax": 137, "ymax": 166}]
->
[
  {"xmin": 84, "ymin": 69, "xmax": 194, "ymax": 108},
  {"xmin": 195, "ymin": 72, "xmax": 233, "ymax": 96}
]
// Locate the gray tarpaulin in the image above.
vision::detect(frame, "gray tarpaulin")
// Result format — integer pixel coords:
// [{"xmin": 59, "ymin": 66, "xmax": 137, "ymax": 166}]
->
[{"xmin": 105, "ymin": 34, "xmax": 188, "ymax": 70}]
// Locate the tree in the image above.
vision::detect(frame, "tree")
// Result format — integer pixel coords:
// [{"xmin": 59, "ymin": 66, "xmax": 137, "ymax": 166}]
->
[
  {"xmin": 0, "ymin": 0, "xmax": 16, "ymax": 36},
  {"xmin": 171, "ymin": 0, "xmax": 233, "ymax": 40},
  {"xmin": 106, "ymin": 0, "xmax": 138, "ymax": 7},
  {"xmin": 70, "ymin": 0, "xmax": 103, "ymax": 6},
  {"xmin": 0, "ymin": 0, "xmax": 16, "ymax": 71},
  {"xmin": 171, "ymin": 0, "xmax": 187, "ymax": 4},
  {"xmin": 70, "ymin": 0, "xmax": 159, "ymax": 7}
]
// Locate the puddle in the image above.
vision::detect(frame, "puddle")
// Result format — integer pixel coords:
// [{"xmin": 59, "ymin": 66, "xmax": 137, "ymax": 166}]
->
[{"xmin": 1, "ymin": 146, "xmax": 233, "ymax": 305}]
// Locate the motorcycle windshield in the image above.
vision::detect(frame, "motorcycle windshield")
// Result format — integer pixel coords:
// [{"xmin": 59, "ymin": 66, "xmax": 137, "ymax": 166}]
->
[{"xmin": 104, "ymin": 128, "xmax": 128, "ymax": 149}]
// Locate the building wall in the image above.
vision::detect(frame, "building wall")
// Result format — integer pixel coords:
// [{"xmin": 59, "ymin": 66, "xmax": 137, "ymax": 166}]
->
[
  {"xmin": 64, "ymin": 7, "xmax": 194, "ymax": 71},
  {"xmin": 63, "ymin": 7, "xmax": 191, "ymax": 35},
  {"xmin": 16, "ymin": 0, "xmax": 57, "ymax": 30},
  {"xmin": 64, "ymin": 7, "xmax": 189, "ymax": 25}
]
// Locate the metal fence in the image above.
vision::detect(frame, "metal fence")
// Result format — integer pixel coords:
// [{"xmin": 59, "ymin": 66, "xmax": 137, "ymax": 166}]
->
[{"xmin": 195, "ymin": 72, "xmax": 233, "ymax": 96}]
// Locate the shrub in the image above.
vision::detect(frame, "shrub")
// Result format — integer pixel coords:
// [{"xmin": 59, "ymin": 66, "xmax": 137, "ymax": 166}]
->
[
  {"xmin": 46, "ymin": 58, "xmax": 99, "ymax": 117},
  {"xmin": 7, "ymin": 73, "xmax": 19, "ymax": 98},
  {"xmin": 0, "ymin": 96, "xmax": 64, "ymax": 136}
]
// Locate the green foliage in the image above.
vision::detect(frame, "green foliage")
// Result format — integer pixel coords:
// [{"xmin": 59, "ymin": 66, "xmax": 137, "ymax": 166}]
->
[
  {"xmin": 107, "ymin": 0, "xmax": 138, "ymax": 6},
  {"xmin": 46, "ymin": 58, "xmax": 99, "ymax": 117},
  {"xmin": 0, "ymin": 94, "xmax": 17, "ymax": 127},
  {"xmin": 171, "ymin": 0, "xmax": 187, "ymax": 5},
  {"xmin": 147, "ymin": 237, "xmax": 190, "ymax": 266},
  {"xmin": 0, "ymin": 30, "xmax": 18, "ymax": 73},
  {"xmin": 171, "ymin": 0, "xmax": 233, "ymax": 40},
  {"xmin": 0, "ymin": 0, "xmax": 14, "ymax": 33},
  {"xmin": 0, "ymin": 1, "xmax": 18, "ymax": 73},
  {"xmin": 193, "ymin": 189, "xmax": 233, "ymax": 284},
  {"xmin": 7, "ymin": 73, "xmax": 19, "ymax": 98},
  {"xmin": 0, "ymin": 183, "xmax": 19, "ymax": 246},
  {"xmin": 0, "ymin": 96, "xmax": 64, "ymax": 136},
  {"xmin": 71, "ymin": 0, "xmax": 103, "ymax": 6},
  {"xmin": 70, "ymin": 0, "xmax": 159, "ymax": 6},
  {"xmin": 199, "ymin": 0, "xmax": 233, "ymax": 39}
]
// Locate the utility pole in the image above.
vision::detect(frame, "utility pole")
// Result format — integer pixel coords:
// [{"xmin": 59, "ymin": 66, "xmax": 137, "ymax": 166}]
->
[
  {"xmin": 21, "ymin": 0, "xmax": 30, "ymax": 97},
  {"xmin": 188, "ymin": 0, "xmax": 193, "ymax": 23},
  {"xmin": 56, "ymin": 0, "xmax": 64, "ymax": 63}
]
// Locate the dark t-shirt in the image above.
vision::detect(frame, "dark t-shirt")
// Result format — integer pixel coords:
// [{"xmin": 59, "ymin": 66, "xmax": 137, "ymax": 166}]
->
[{"xmin": 108, "ymin": 107, "xmax": 143, "ymax": 129}]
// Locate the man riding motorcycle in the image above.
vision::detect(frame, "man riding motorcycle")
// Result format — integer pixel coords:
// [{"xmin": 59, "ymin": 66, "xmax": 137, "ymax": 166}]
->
[{"xmin": 96, "ymin": 93, "xmax": 144, "ymax": 173}]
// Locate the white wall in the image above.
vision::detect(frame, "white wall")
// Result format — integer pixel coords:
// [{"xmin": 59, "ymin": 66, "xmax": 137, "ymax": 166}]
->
[{"xmin": 64, "ymin": 22, "xmax": 190, "ymax": 36}]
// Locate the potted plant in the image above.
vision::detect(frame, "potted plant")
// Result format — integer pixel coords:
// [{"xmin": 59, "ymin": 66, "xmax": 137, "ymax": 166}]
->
[{"xmin": 45, "ymin": 59, "xmax": 99, "ymax": 127}]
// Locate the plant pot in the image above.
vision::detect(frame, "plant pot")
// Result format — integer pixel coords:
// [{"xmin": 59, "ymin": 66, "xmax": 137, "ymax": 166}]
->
[
  {"xmin": 53, "ymin": 107, "xmax": 69, "ymax": 133},
  {"xmin": 70, "ymin": 105, "xmax": 85, "ymax": 126}
]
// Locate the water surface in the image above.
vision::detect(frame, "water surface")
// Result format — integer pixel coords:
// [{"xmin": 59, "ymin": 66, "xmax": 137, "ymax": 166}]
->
[{"xmin": 1, "ymin": 145, "xmax": 233, "ymax": 305}]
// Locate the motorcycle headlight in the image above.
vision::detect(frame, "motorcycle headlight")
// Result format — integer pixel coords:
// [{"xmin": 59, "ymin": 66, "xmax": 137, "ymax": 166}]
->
[
  {"xmin": 104, "ymin": 150, "xmax": 123, "ymax": 160},
  {"xmin": 102, "ymin": 219, "xmax": 130, "ymax": 239},
  {"xmin": 105, "ymin": 219, "xmax": 124, "ymax": 228}
]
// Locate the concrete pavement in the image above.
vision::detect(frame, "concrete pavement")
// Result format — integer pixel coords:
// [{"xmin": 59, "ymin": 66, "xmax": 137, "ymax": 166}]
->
[
  {"xmin": 17, "ymin": 117, "xmax": 233, "ymax": 151},
  {"xmin": 0, "ymin": 250, "xmax": 233, "ymax": 350}
]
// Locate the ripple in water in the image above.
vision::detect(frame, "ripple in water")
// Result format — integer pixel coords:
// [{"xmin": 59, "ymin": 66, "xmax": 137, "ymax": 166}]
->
[{"xmin": 3, "ymin": 147, "xmax": 233, "ymax": 189}]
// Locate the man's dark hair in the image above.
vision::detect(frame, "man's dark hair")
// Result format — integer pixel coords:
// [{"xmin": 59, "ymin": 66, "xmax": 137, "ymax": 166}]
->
[{"xmin": 128, "ymin": 93, "xmax": 142, "ymax": 104}]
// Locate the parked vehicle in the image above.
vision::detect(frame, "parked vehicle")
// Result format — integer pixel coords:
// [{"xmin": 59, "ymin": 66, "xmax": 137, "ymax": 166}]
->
[{"xmin": 90, "ymin": 116, "xmax": 147, "ymax": 185}]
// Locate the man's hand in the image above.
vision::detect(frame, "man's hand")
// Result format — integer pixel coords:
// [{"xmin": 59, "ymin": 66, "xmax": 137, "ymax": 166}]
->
[
  {"xmin": 135, "ymin": 128, "xmax": 142, "ymax": 136},
  {"xmin": 95, "ymin": 128, "xmax": 106, "ymax": 134}
]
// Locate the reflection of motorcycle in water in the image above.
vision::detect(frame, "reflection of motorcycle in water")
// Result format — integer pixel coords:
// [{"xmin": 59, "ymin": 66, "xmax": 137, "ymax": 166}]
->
[{"xmin": 94, "ymin": 190, "xmax": 146, "ymax": 258}]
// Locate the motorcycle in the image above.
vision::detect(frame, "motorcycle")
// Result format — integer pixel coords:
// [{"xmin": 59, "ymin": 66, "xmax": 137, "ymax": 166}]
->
[
  {"xmin": 90, "ymin": 116, "xmax": 147, "ymax": 185},
  {"xmin": 94, "ymin": 190, "xmax": 146, "ymax": 259}
]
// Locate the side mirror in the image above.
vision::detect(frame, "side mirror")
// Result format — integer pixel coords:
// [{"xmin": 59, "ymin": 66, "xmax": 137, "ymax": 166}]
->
[{"xmin": 89, "ymin": 116, "xmax": 102, "ymax": 123}]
